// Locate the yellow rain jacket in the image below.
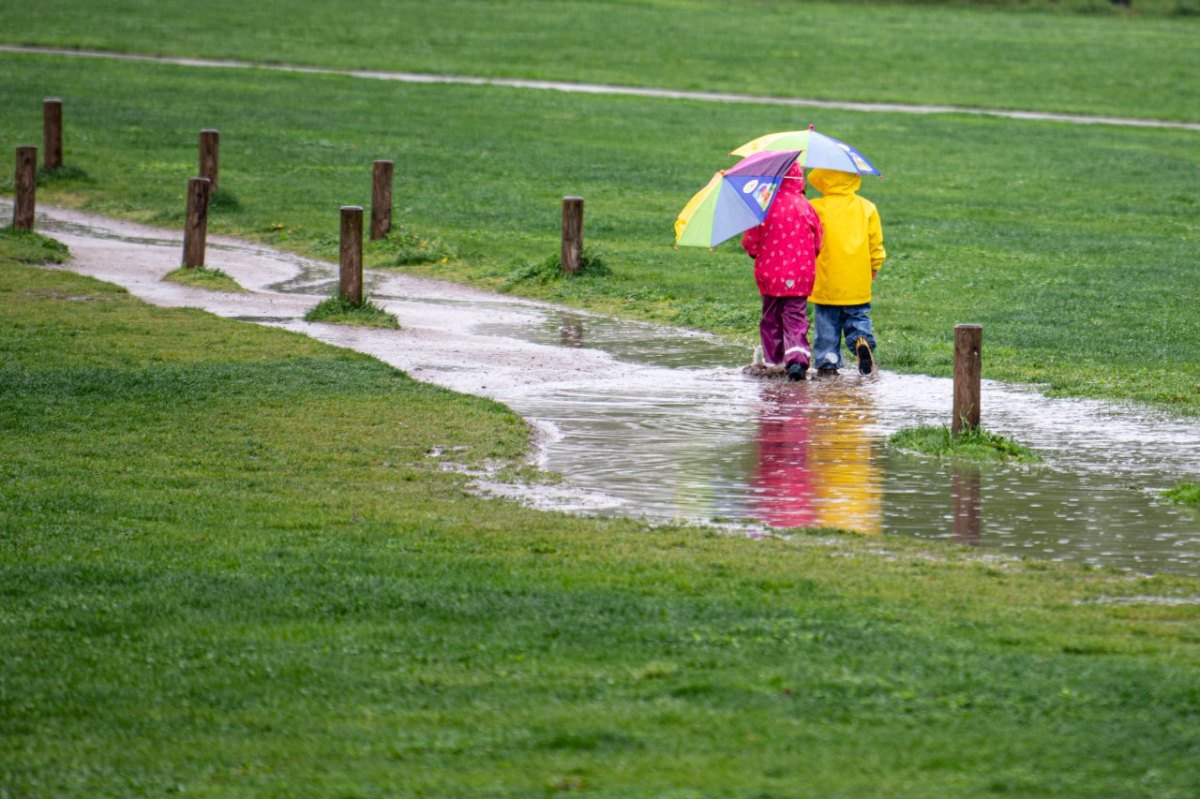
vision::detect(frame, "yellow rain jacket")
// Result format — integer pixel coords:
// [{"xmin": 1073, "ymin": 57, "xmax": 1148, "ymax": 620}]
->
[{"xmin": 808, "ymin": 169, "xmax": 886, "ymax": 307}]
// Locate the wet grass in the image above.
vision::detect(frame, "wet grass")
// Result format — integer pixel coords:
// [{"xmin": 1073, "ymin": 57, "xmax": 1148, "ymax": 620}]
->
[
  {"xmin": 1, "ymin": 1, "xmax": 1198, "ymax": 120},
  {"xmin": 2, "ymin": 7, "xmax": 1198, "ymax": 795},
  {"xmin": 4, "ymin": 242, "xmax": 1200, "ymax": 797},
  {"xmin": 365, "ymin": 224, "xmax": 456, "ymax": 267},
  {"xmin": 303, "ymin": 296, "xmax": 399, "ymax": 328},
  {"xmin": 500, "ymin": 247, "xmax": 613, "ymax": 290},
  {"xmin": 163, "ymin": 266, "xmax": 243, "ymax": 293},
  {"xmin": 0, "ymin": 51, "xmax": 1196, "ymax": 413},
  {"xmin": 888, "ymin": 425, "xmax": 1042, "ymax": 463},
  {"xmin": 0, "ymin": 226, "xmax": 69, "ymax": 264},
  {"xmin": 36, "ymin": 163, "xmax": 92, "ymax": 185},
  {"xmin": 1165, "ymin": 482, "xmax": 1200, "ymax": 505}
]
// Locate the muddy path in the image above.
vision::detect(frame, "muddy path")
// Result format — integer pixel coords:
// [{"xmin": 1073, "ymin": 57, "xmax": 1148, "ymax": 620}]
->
[{"xmin": 11, "ymin": 203, "xmax": 1200, "ymax": 577}]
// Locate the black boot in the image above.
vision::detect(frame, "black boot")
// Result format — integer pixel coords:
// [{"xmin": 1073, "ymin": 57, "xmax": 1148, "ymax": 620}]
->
[
  {"xmin": 787, "ymin": 362, "xmax": 808, "ymax": 382},
  {"xmin": 855, "ymin": 338, "xmax": 874, "ymax": 375}
]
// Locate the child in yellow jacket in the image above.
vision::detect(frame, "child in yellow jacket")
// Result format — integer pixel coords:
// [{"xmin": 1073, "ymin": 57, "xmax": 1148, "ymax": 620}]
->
[{"xmin": 807, "ymin": 168, "xmax": 887, "ymax": 375}]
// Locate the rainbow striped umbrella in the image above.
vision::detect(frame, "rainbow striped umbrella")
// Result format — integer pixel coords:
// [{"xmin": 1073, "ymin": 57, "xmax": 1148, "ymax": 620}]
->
[
  {"xmin": 673, "ymin": 149, "xmax": 802, "ymax": 249},
  {"xmin": 731, "ymin": 126, "xmax": 881, "ymax": 177}
]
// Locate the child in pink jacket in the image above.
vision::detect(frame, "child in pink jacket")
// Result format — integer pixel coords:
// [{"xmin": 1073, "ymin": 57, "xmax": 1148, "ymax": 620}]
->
[{"xmin": 741, "ymin": 162, "xmax": 824, "ymax": 381}]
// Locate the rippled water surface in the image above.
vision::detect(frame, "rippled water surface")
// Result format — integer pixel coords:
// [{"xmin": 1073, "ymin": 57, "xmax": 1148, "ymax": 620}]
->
[
  {"xmin": 481, "ymin": 311, "xmax": 1200, "ymax": 577},
  {"xmin": 34, "ymin": 206, "xmax": 1200, "ymax": 577}
]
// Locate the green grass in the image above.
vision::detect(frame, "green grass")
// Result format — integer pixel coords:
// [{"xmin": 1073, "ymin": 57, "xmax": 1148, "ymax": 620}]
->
[
  {"xmin": 2, "ymin": 1, "xmax": 1198, "ymax": 120},
  {"xmin": 0, "ymin": 226, "xmax": 68, "ymax": 264},
  {"xmin": 163, "ymin": 266, "xmax": 243, "ymax": 293},
  {"xmin": 3, "ymin": 5, "xmax": 1200, "ymax": 796},
  {"xmin": 365, "ymin": 223, "xmax": 455, "ymax": 267},
  {"xmin": 1164, "ymin": 482, "xmax": 1200, "ymax": 505},
  {"xmin": 1, "ymin": 49, "xmax": 1196, "ymax": 412},
  {"xmin": 499, "ymin": 247, "xmax": 613, "ymax": 290},
  {"xmin": 888, "ymin": 424, "xmax": 1042, "ymax": 463},
  {"xmin": 303, "ymin": 295, "xmax": 400, "ymax": 328},
  {"xmin": 4, "ymin": 238, "xmax": 1200, "ymax": 797},
  {"xmin": 36, "ymin": 163, "xmax": 92, "ymax": 185}
]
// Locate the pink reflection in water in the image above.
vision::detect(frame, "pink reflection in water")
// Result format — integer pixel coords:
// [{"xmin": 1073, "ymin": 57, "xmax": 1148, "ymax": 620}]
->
[{"xmin": 751, "ymin": 380, "xmax": 883, "ymax": 534}]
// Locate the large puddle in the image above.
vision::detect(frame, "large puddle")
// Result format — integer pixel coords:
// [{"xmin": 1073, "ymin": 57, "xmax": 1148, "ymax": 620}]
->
[
  {"xmin": 475, "ymin": 312, "xmax": 1200, "ymax": 576},
  {"xmin": 27, "ymin": 205, "xmax": 1200, "ymax": 578}
]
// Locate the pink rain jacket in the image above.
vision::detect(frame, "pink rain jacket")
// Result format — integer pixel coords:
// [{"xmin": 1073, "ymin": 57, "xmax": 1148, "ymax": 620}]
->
[{"xmin": 741, "ymin": 163, "xmax": 823, "ymax": 297}]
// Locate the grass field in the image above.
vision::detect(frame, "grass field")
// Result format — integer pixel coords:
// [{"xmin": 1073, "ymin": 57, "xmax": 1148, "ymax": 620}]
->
[
  {"xmin": 3, "ymin": 234, "xmax": 1200, "ymax": 797},
  {"xmin": 2, "ymin": 45, "xmax": 1197, "ymax": 410},
  {"xmin": 3, "ymin": 3, "xmax": 1200, "ymax": 795},
  {"xmin": 2, "ymin": 1, "xmax": 1199, "ymax": 120}
]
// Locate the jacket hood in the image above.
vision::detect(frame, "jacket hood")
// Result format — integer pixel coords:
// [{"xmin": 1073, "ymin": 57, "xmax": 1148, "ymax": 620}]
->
[
  {"xmin": 777, "ymin": 161, "xmax": 806, "ymax": 195},
  {"xmin": 808, "ymin": 168, "xmax": 861, "ymax": 196}
]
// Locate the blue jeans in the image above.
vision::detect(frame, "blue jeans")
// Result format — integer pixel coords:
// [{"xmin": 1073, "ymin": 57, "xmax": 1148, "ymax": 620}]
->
[{"xmin": 813, "ymin": 303, "xmax": 874, "ymax": 370}]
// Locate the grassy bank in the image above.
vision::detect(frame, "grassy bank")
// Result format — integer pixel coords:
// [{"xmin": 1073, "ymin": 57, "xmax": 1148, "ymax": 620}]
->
[
  {"xmin": 2, "ymin": 49, "xmax": 1197, "ymax": 412},
  {"xmin": 1, "ymin": 1, "xmax": 1198, "ymax": 120},
  {"xmin": 3, "ymin": 237, "xmax": 1200, "ymax": 797}
]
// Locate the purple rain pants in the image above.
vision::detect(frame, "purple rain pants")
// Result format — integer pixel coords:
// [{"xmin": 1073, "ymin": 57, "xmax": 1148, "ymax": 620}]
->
[{"xmin": 759, "ymin": 295, "xmax": 811, "ymax": 369}]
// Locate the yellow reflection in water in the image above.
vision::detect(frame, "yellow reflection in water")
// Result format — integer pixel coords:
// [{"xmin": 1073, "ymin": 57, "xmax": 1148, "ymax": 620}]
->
[{"xmin": 752, "ymin": 379, "xmax": 883, "ymax": 534}]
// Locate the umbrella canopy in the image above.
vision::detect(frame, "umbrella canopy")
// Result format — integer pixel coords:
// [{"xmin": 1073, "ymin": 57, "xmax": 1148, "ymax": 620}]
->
[
  {"xmin": 674, "ymin": 149, "xmax": 802, "ymax": 249},
  {"xmin": 731, "ymin": 126, "xmax": 881, "ymax": 177}
]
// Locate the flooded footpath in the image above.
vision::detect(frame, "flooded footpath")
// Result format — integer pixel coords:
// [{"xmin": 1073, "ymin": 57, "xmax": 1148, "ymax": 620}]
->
[{"xmin": 21, "ymin": 204, "xmax": 1200, "ymax": 578}]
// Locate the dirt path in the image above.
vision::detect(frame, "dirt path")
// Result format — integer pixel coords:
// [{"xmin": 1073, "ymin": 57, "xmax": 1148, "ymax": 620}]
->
[
  {"xmin": 4, "ymin": 44, "xmax": 1199, "ymax": 133},
  {"xmin": 28, "ymin": 204, "xmax": 618, "ymax": 400}
]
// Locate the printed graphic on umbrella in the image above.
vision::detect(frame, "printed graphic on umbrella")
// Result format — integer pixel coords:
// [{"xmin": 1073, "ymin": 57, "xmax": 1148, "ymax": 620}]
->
[
  {"xmin": 674, "ymin": 148, "xmax": 802, "ymax": 249},
  {"xmin": 731, "ymin": 125, "xmax": 881, "ymax": 177}
]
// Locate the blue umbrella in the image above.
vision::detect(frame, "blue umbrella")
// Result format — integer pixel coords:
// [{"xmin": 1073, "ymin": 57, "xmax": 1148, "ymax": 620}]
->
[{"xmin": 731, "ymin": 126, "xmax": 881, "ymax": 177}]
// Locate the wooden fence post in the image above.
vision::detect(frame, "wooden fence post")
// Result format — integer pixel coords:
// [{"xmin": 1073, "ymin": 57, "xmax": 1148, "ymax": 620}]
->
[
  {"xmin": 182, "ymin": 177, "xmax": 211, "ymax": 268},
  {"xmin": 43, "ymin": 99, "xmax": 63, "ymax": 170},
  {"xmin": 13, "ymin": 146, "xmax": 37, "ymax": 231},
  {"xmin": 561, "ymin": 196, "xmax": 583, "ymax": 275},
  {"xmin": 339, "ymin": 206, "xmax": 363, "ymax": 304},
  {"xmin": 952, "ymin": 324, "xmax": 983, "ymax": 434},
  {"xmin": 370, "ymin": 159, "xmax": 393, "ymax": 240},
  {"xmin": 199, "ymin": 129, "xmax": 220, "ymax": 193}
]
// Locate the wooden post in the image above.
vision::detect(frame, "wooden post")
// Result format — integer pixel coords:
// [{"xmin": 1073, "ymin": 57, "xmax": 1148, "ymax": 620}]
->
[
  {"xmin": 43, "ymin": 99, "xmax": 63, "ymax": 170},
  {"xmin": 370, "ymin": 159, "xmax": 393, "ymax": 240},
  {"xmin": 339, "ymin": 206, "xmax": 363, "ymax": 304},
  {"xmin": 952, "ymin": 324, "xmax": 983, "ymax": 434},
  {"xmin": 561, "ymin": 196, "xmax": 583, "ymax": 275},
  {"xmin": 182, "ymin": 177, "xmax": 211, "ymax": 268},
  {"xmin": 13, "ymin": 146, "xmax": 37, "ymax": 231},
  {"xmin": 198, "ymin": 129, "xmax": 219, "ymax": 193}
]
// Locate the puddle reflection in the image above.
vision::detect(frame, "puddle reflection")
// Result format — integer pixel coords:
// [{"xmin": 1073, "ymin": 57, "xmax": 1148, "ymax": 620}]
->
[
  {"xmin": 752, "ymin": 381, "xmax": 882, "ymax": 534},
  {"xmin": 559, "ymin": 314, "xmax": 585, "ymax": 348},
  {"xmin": 951, "ymin": 466, "xmax": 983, "ymax": 547}
]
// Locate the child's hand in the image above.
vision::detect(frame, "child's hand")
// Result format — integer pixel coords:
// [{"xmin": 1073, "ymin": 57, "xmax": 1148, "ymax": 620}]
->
[{"xmin": 871, "ymin": 270, "xmax": 878, "ymax": 282}]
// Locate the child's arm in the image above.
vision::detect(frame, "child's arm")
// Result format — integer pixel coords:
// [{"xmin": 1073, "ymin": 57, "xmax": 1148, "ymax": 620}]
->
[
  {"xmin": 868, "ymin": 206, "xmax": 886, "ymax": 274},
  {"xmin": 741, "ymin": 226, "xmax": 762, "ymax": 259}
]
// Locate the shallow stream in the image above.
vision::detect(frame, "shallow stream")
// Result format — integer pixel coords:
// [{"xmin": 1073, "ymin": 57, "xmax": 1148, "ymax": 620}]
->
[{"xmin": 28, "ymin": 205, "xmax": 1200, "ymax": 577}]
